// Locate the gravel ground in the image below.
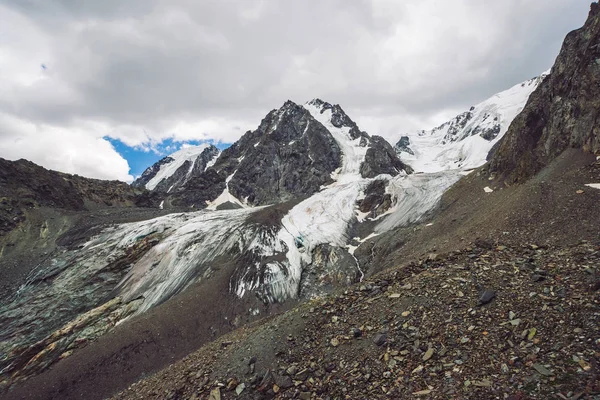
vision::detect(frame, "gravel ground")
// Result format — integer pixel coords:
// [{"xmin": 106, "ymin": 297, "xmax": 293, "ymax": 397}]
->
[{"xmin": 113, "ymin": 241, "xmax": 600, "ymax": 399}]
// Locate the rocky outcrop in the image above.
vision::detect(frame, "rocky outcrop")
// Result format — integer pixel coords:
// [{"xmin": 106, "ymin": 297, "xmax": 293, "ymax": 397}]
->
[
  {"xmin": 490, "ymin": 2, "xmax": 600, "ymax": 182},
  {"xmin": 394, "ymin": 136, "xmax": 414, "ymax": 155},
  {"xmin": 361, "ymin": 136, "xmax": 413, "ymax": 178},
  {"xmin": 299, "ymin": 244, "xmax": 361, "ymax": 298},
  {"xmin": 357, "ymin": 179, "xmax": 394, "ymax": 219}
]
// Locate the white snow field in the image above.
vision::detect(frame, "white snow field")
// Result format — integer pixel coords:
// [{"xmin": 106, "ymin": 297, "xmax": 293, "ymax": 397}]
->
[{"xmin": 398, "ymin": 72, "xmax": 548, "ymax": 173}]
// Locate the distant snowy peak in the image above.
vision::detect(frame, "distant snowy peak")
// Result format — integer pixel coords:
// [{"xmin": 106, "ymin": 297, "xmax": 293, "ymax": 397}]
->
[
  {"xmin": 132, "ymin": 144, "xmax": 220, "ymax": 192},
  {"xmin": 396, "ymin": 72, "xmax": 549, "ymax": 173},
  {"xmin": 145, "ymin": 145, "xmax": 210, "ymax": 190}
]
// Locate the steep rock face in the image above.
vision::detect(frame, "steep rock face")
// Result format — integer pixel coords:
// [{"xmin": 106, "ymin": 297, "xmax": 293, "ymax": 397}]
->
[
  {"xmin": 395, "ymin": 136, "xmax": 414, "ymax": 155},
  {"xmin": 225, "ymin": 101, "xmax": 343, "ymax": 205},
  {"xmin": 490, "ymin": 3, "xmax": 600, "ymax": 182},
  {"xmin": 131, "ymin": 157, "xmax": 174, "ymax": 189},
  {"xmin": 357, "ymin": 179, "xmax": 394, "ymax": 219},
  {"xmin": 132, "ymin": 145, "xmax": 220, "ymax": 193},
  {"xmin": 395, "ymin": 73, "xmax": 548, "ymax": 172}
]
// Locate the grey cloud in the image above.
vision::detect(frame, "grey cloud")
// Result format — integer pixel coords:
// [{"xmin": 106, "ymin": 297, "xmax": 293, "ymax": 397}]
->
[{"xmin": 0, "ymin": 0, "xmax": 593, "ymax": 149}]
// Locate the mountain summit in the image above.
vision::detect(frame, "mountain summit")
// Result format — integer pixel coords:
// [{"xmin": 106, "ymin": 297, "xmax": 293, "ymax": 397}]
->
[{"xmin": 141, "ymin": 99, "xmax": 411, "ymax": 209}]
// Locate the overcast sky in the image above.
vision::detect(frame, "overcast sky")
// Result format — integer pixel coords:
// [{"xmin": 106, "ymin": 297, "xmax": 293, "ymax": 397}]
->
[{"xmin": 0, "ymin": 0, "xmax": 592, "ymax": 182}]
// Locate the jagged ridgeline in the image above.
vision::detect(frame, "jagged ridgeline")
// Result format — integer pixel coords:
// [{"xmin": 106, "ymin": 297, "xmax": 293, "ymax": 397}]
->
[{"xmin": 137, "ymin": 99, "xmax": 411, "ymax": 209}]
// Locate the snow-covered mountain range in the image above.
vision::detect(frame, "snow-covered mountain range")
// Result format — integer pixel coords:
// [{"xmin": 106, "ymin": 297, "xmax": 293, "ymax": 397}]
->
[
  {"xmin": 0, "ymin": 76, "xmax": 546, "ymax": 388},
  {"xmin": 395, "ymin": 72, "xmax": 549, "ymax": 172}
]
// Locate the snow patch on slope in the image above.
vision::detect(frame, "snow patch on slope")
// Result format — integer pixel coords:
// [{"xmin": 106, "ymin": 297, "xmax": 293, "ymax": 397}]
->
[
  {"xmin": 145, "ymin": 144, "xmax": 210, "ymax": 190},
  {"xmin": 375, "ymin": 171, "xmax": 462, "ymax": 233},
  {"xmin": 205, "ymin": 171, "xmax": 247, "ymax": 210}
]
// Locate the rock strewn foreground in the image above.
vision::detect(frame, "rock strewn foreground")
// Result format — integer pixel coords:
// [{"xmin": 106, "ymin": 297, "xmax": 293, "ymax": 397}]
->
[{"xmin": 114, "ymin": 240, "xmax": 599, "ymax": 399}]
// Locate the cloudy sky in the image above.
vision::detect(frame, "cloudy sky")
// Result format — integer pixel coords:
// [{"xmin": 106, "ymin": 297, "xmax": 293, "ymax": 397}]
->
[{"xmin": 0, "ymin": 0, "xmax": 591, "ymax": 182}]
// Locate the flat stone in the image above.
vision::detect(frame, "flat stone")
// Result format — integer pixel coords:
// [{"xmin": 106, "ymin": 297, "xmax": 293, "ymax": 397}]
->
[
  {"xmin": 235, "ymin": 383, "xmax": 245, "ymax": 395},
  {"xmin": 373, "ymin": 333, "xmax": 388, "ymax": 346},
  {"xmin": 275, "ymin": 375, "xmax": 293, "ymax": 389},
  {"xmin": 479, "ymin": 290, "xmax": 496, "ymax": 305},
  {"xmin": 423, "ymin": 347, "xmax": 435, "ymax": 361},
  {"xmin": 532, "ymin": 363, "xmax": 553, "ymax": 376},
  {"xmin": 208, "ymin": 388, "xmax": 221, "ymax": 400}
]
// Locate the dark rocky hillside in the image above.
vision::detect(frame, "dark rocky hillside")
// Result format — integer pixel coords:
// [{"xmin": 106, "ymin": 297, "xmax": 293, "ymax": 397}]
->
[
  {"xmin": 489, "ymin": 3, "xmax": 600, "ymax": 183},
  {"xmin": 0, "ymin": 158, "xmax": 156, "ymax": 237}
]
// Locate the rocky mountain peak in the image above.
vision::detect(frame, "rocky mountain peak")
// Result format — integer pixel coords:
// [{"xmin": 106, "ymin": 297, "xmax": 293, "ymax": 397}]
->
[
  {"xmin": 162, "ymin": 99, "xmax": 412, "ymax": 208},
  {"xmin": 256, "ymin": 100, "xmax": 311, "ymax": 137}
]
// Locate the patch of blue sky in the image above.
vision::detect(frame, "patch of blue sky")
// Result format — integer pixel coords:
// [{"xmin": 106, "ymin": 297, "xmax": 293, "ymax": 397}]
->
[{"xmin": 105, "ymin": 137, "xmax": 230, "ymax": 179}]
